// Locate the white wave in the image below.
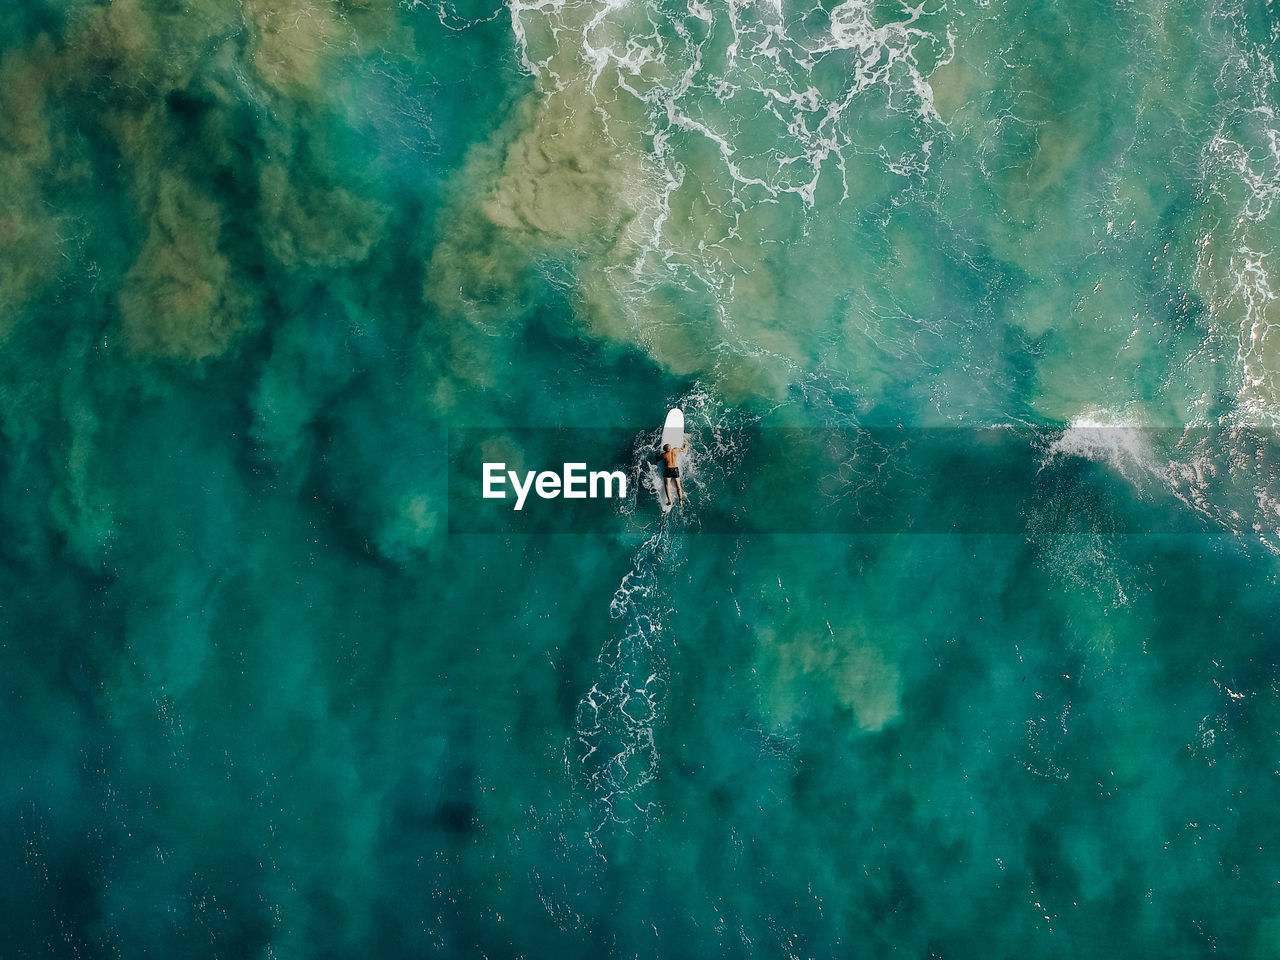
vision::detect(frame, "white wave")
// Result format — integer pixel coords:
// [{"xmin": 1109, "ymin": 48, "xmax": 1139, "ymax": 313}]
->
[
  {"xmin": 1177, "ymin": 0, "xmax": 1280, "ymax": 549},
  {"xmin": 497, "ymin": 0, "xmax": 946, "ymax": 303},
  {"xmin": 1044, "ymin": 410, "xmax": 1157, "ymax": 486}
]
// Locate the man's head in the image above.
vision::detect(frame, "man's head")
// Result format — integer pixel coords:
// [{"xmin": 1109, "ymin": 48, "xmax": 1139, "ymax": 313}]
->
[{"xmin": 663, "ymin": 444, "xmax": 670, "ymax": 452}]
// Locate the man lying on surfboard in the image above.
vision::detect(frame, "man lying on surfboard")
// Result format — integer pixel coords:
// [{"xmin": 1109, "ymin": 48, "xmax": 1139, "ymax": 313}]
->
[{"xmin": 660, "ymin": 440, "xmax": 687, "ymax": 505}]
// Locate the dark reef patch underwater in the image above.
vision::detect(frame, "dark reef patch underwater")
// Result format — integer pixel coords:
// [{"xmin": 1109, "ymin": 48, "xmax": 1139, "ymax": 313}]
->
[{"xmin": 3, "ymin": 0, "xmax": 1280, "ymax": 955}]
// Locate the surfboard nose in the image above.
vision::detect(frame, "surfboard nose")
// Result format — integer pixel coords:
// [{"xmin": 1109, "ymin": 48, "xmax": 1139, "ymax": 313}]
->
[{"xmin": 661, "ymin": 408, "xmax": 685, "ymax": 450}]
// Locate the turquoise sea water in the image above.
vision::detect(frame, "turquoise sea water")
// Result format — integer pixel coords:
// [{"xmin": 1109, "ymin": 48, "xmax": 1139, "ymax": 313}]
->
[{"xmin": 4, "ymin": 0, "xmax": 1280, "ymax": 955}]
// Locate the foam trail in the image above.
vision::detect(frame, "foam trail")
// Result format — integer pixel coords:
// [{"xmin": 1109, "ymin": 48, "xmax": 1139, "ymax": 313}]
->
[
  {"xmin": 572, "ymin": 525, "xmax": 679, "ymax": 845},
  {"xmin": 571, "ymin": 388, "xmax": 747, "ymax": 846}
]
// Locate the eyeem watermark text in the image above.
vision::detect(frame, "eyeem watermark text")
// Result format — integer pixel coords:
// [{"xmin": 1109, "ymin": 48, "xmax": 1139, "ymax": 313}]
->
[{"xmin": 482, "ymin": 462, "xmax": 628, "ymax": 511}]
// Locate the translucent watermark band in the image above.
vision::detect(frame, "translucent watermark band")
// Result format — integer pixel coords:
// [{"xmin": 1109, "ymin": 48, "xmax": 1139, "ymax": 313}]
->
[{"xmin": 447, "ymin": 426, "xmax": 1251, "ymax": 535}]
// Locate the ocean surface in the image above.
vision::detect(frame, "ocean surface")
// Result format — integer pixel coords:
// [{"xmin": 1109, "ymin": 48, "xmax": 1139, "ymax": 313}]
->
[{"xmin": 3, "ymin": 0, "xmax": 1280, "ymax": 955}]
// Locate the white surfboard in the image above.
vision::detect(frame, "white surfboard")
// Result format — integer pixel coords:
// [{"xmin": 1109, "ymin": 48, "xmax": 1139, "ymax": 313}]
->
[
  {"xmin": 658, "ymin": 408, "xmax": 685, "ymax": 512},
  {"xmin": 661, "ymin": 408, "xmax": 685, "ymax": 451}
]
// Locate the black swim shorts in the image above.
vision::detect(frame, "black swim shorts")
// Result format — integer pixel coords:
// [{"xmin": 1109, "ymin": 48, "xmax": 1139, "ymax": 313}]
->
[{"xmin": 663, "ymin": 466, "xmax": 680, "ymax": 479}]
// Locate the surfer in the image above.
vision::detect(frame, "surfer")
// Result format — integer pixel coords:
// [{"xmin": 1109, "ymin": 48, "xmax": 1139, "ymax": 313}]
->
[{"xmin": 660, "ymin": 440, "xmax": 687, "ymax": 505}]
